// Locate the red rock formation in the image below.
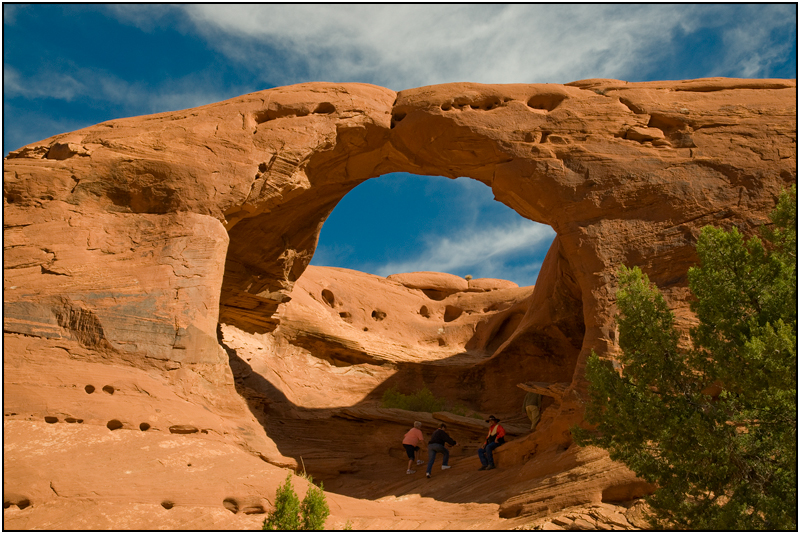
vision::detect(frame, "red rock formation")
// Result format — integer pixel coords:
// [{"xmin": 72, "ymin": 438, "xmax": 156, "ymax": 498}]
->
[{"xmin": 3, "ymin": 78, "xmax": 795, "ymax": 529}]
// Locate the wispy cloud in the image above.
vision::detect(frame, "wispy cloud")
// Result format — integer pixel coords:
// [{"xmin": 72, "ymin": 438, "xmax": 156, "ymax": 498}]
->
[
  {"xmin": 4, "ymin": 65, "xmax": 235, "ymax": 153},
  {"xmin": 374, "ymin": 220, "xmax": 555, "ymax": 284},
  {"xmin": 3, "ymin": 4, "xmax": 25, "ymax": 25},
  {"xmin": 4, "ymin": 65, "xmax": 229, "ymax": 116},
  {"xmin": 716, "ymin": 11, "xmax": 797, "ymax": 78},
  {"xmin": 125, "ymin": 4, "xmax": 796, "ymax": 91},
  {"xmin": 4, "ymin": 66, "xmax": 85, "ymax": 101}
]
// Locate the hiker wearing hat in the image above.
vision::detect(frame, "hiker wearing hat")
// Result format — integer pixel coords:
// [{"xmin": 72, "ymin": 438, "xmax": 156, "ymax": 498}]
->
[{"xmin": 478, "ymin": 415, "xmax": 505, "ymax": 470}]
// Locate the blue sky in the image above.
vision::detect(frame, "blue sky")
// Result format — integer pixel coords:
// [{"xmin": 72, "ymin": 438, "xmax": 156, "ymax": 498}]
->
[{"xmin": 4, "ymin": 5, "xmax": 796, "ymax": 287}]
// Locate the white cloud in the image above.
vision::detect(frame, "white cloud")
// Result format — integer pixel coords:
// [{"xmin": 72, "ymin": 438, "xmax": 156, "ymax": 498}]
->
[
  {"xmin": 4, "ymin": 66, "xmax": 85, "ymax": 101},
  {"xmin": 3, "ymin": 4, "xmax": 26, "ymax": 25},
  {"xmin": 4, "ymin": 65, "xmax": 234, "ymax": 154},
  {"xmin": 4, "ymin": 65, "xmax": 229, "ymax": 115},
  {"xmin": 375, "ymin": 220, "xmax": 555, "ymax": 282},
  {"xmin": 717, "ymin": 14, "xmax": 796, "ymax": 78},
  {"xmin": 151, "ymin": 4, "xmax": 794, "ymax": 90}
]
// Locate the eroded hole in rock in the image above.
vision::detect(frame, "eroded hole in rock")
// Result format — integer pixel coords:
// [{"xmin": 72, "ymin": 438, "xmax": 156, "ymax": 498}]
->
[
  {"xmin": 421, "ymin": 288, "xmax": 449, "ymax": 301},
  {"xmin": 102, "ymin": 385, "xmax": 115, "ymax": 395},
  {"xmin": 371, "ymin": 310, "xmax": 387, "ymax": 321},
  {"xmin": 313, "ymin": 102, "xmax": 336, "ymax": 114},
  {"xmin": 161, "ymin": 501, "xmax": 174, "ymax": 510},
  {"xmin": 321, "ymin": 289, "xmax": 335, "ymax": 307},
  {"xmin": 106, "ymin": 419, "xmax": 123, "ymax": 430},
  {"xmin": 499, "ymin": 505, "xmax": 522, "ymax": 519},
  {"xmin": 242, "ymin": 503, "xmax": 266, "ymax": 515},
  {"xmin": 45, "ymin": 416, "xmax": 58, "ymax": 424},
  {"xmin": 467, "ymin": 96, "xmax": 502, "ymax": 111},
  {"xmin": 139, "ymin": 423, "xmax": 151, "ymax": 431},
  {"xmin": 443, "ymin": 305, "xmax": 463, "ymax": 322},
  {"xmin": 527, "ymin": 93, "xmax": 567, "ymax": 111},
  {"xmin": 169, "ymin": 425, "xmax": 199, "ymax": 434},
  {"xmin": 253, "ymin": 107, "xmax": 311, "ymax": 124},
  {"xmin": 84, "ymin": 385, "xmax": 95, "ymax": 394},
  {"xmin": 223, "ymin": 498, "xmax": 239, "ymax": 513},
  {"xmin": 419, "ymin": 305, "xmax": 431, "ymax": 318},
  {"xmin": 253, "ymin": 110, "xmax": 270, "ymax": 124}
]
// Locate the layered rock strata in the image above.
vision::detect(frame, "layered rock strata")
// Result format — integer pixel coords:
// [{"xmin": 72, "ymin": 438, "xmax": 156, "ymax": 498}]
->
[{"xmin": 4, "ymin": 78, "xmax": 795, "ymax": 529}]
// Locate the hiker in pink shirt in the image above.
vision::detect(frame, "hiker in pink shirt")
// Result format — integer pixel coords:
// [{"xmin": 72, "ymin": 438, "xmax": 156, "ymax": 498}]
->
[{"xmin": 402, "ymin": 421, "xmax": 425, "ymax": 474}]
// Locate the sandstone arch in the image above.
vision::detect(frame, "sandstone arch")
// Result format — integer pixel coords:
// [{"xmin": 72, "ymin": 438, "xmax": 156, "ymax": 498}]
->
[{"xmin": 3, "ymin": 78, "xmax": 795, "ymax": 528}]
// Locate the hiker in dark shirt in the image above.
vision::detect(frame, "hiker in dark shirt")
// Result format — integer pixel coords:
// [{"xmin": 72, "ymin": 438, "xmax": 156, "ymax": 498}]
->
[{"xmin": 426, "ymin": 423, "xmax": 457, "ymax": 478}]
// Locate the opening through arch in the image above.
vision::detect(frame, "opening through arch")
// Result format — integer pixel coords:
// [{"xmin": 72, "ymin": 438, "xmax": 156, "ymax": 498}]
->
[
  {"xmin": 218, "ymin": 170, "xmax": 587, "ymax": 502},
  {"xmin": 310, "ymin": 173, "xmax": 556, "ymax": 288}
]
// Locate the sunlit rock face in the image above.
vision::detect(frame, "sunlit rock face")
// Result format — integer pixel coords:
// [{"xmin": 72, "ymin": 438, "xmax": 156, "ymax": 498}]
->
[{"xmin": 3, "ymin": 78, "xmax": 795, "ymax": 529}]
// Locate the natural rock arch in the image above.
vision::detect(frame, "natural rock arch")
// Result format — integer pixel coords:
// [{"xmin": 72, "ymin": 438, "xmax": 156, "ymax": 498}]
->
[{"xmin": 3, "ymin": 78, "xmax": 795, "ymax": 528}]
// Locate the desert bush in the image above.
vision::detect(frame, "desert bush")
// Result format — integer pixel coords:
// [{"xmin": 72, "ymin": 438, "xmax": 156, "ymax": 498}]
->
[
  {"xmin": 300, "ymin": 480, "xmax": 329, "ymax": 530},
  {"xmin": 263, "ymin": 473, "xmax": 301, "ymax": 530},
  {"xmin": 381, "ymin": 386, "xmax": 446, "ymax": 412},
  {"xmin": 381, "ymin": 386, "xmax": 481, "ymax": 416},
  {"xmin": 263, "ymin": 473, "xmax": 330, "ymax": 531}
]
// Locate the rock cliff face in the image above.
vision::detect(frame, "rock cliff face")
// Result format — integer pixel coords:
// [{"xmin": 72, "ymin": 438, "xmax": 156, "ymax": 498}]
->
[{"xmin": 4, "ymin": 78, "xmax": 795, "ymax": 529}]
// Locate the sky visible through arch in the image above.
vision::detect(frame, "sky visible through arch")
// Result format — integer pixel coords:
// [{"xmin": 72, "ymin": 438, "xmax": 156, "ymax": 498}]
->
[{"xmin": 4, "ymin": 5, "xmax": 796, "ymax": 286}]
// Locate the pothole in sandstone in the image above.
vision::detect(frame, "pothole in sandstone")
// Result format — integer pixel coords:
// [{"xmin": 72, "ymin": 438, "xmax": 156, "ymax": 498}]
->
[{"xmin": 218, "ymin": 173, "xmax": 586, "ymax": 505}]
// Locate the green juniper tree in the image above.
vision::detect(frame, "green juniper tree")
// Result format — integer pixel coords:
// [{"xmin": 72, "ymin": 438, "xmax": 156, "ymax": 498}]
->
[
  {"xmin": 300, "ymin": 480, "xmax": 330, "ymax": 530},
  {"xmin": 263, "ymin": 472, "xmax": 331, "ymax": 531},
  {"xmin": 574, "ymin": 188, "xmax": 797, "ymax": 530},
  {"xmin": 263, "ymin": 473, "xmax": 302, "ymax": 530}
]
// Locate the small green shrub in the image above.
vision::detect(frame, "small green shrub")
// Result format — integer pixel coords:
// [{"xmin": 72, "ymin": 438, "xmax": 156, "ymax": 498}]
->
[
  {"xmin": 380, "ymin": 386, "xmax": 480, "ymax": 416},
  {"xmin": 263, "ymin": 473, "xmax": 330, "ymax": 531},
  {"xmin": 381, "ymin": 386, "xmax": 446, "ymax": 412},
  {"xmin": 263, "ymin": 473, "xmax": 301, "ymax": 530},
  {"xmin": 300, "ymin": 481, "xmax": 330, "ymax": 530}
]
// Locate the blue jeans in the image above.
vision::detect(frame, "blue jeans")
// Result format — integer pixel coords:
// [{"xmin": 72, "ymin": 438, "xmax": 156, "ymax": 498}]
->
[
  {"xmin": 478, "ymin": 441, "xmax": 501, "ymax": 467},
  {"xmin": 427, "ymin": 443, "xmax": 449, "ymax": 474}
]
